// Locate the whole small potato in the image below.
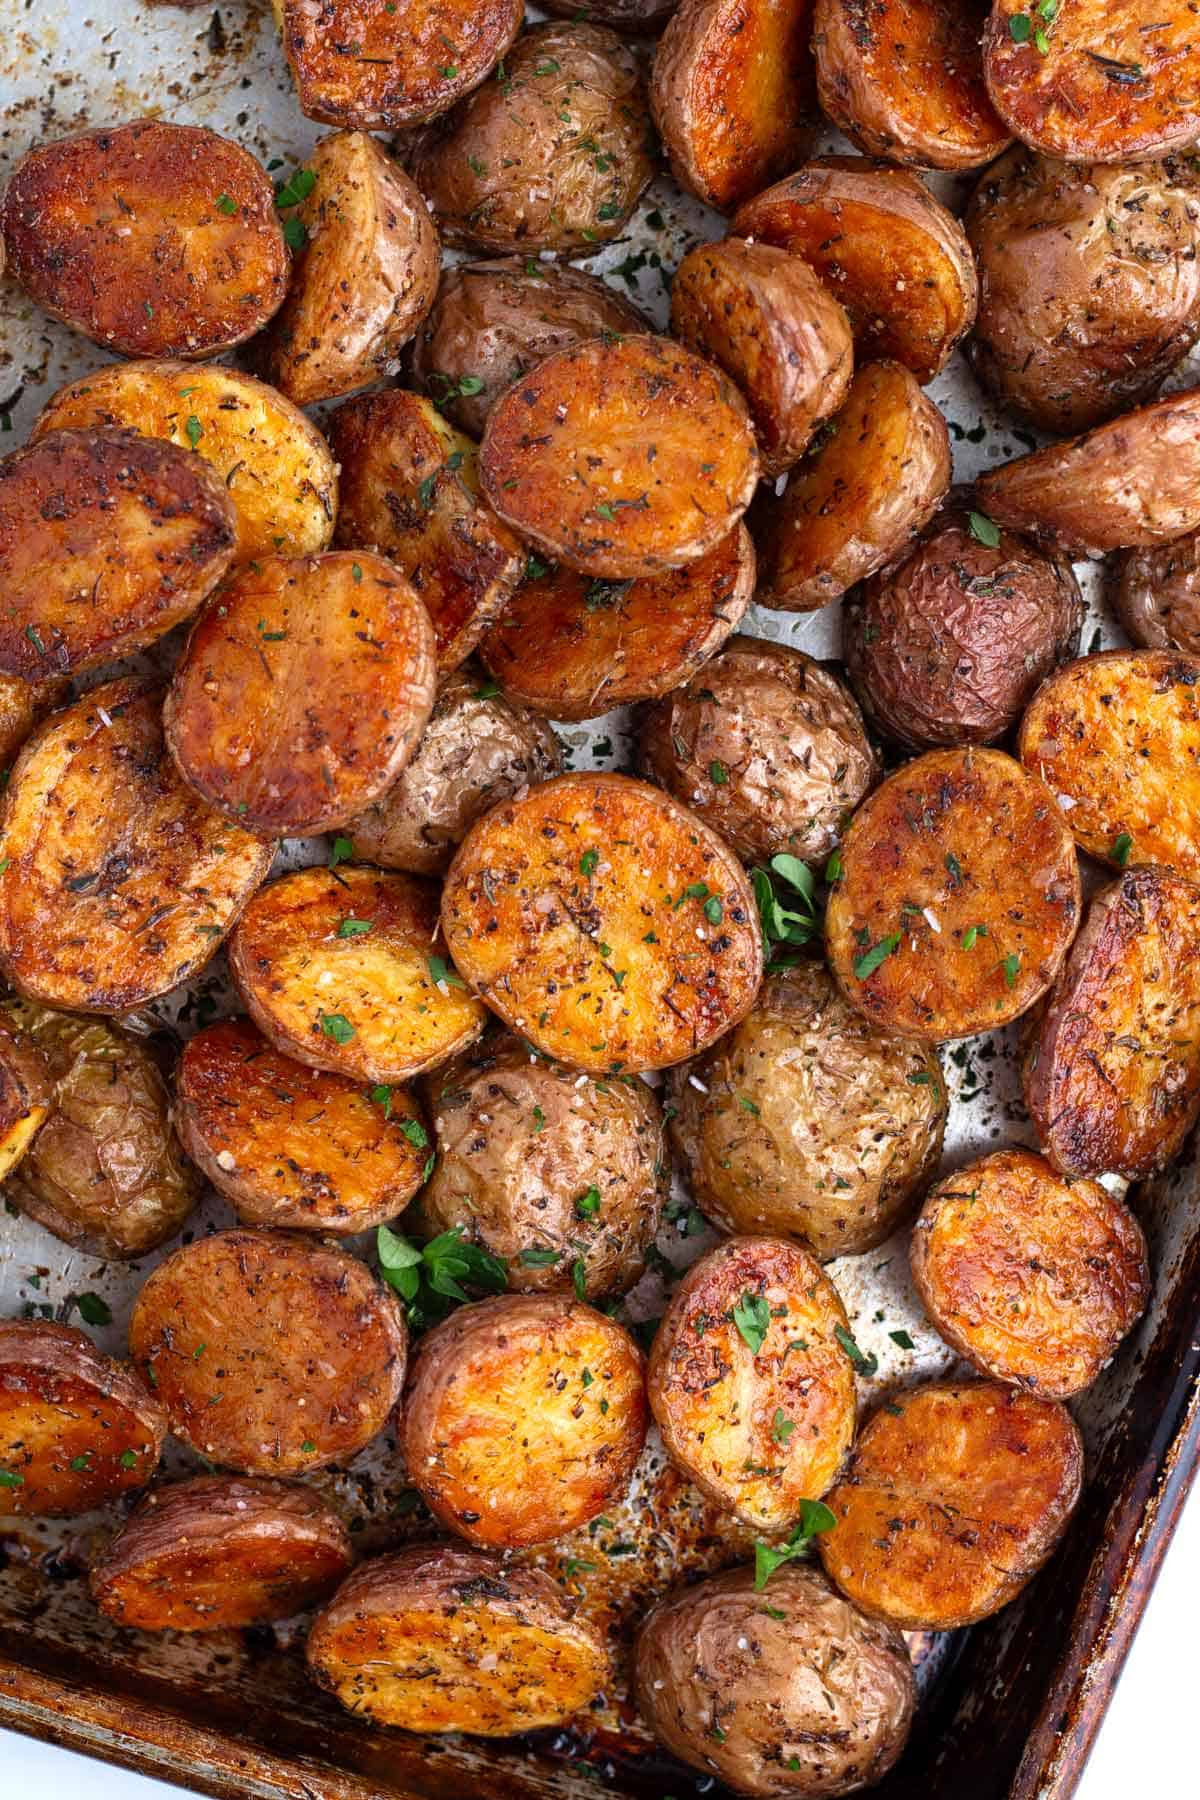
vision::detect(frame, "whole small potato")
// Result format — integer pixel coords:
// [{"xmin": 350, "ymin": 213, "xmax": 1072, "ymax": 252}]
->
[
  {"xmin": 634, "ymin": 1563, "xmax": 915, "ymax": 1799},
  {"xmin": 1112, "ymin": 531, "xmax": 1200, "ymax": 655}
]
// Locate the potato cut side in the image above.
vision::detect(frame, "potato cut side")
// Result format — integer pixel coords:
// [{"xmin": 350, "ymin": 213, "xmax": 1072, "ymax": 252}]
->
[
  {"xmin": 480, "ymin": 333, "xmax": 759, "ymax": 577},
  {"xmin": 0, "ymin": 1018, "xmax": 50, "ymax": 1186},
  {"xmin": 0, "ymin": 675, "xmax": 69, "ymax": 771},
  {"xmin": 441, "ymin": 772, "xmax": 763, "ymax": 1072},
  {"xmin": 477, "ymin": 526, "xmax": 754, "ymax": 720},
  {"xmin": 0, "ymin": 678, "xmax": 273, "ymax": 1015},
  {"xmin": 824, "ymin": 748, "xmax": 1081, "ymax": 1041},
  {"xmin": 229, "ymin": 864, "xmax": 486, "ymax": 1084}
]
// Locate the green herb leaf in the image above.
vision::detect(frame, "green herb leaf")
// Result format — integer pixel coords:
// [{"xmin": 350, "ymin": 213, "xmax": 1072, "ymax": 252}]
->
[
  {"xmin": 834, "ymin": 1325, "xmax": 878, "ymax": 1376},
  {"xmin": 968, "ymin": 510, "xmax": 1001, "ymax": 547},
  {"xmin": 1112, "ymin": 832, "xmax": 1133, "ymax": 867},
  {"xmin": 370, "ymin": 1083, "xmax": 394, "ymax": 1118},
  {"xmin": 752, "ymin": 1500, "xmax": 837, "ymax": 1589},
  {"xmin": 1001, "ymin": 952, "xmax": 1021, "ymax": 990},
  {"xmin": 853, "ymin": 932, "xmax": 901, "ymax": 981},
  {"xmin": 1008, "ymin": 11, "xmax": 1032, "ymax": 42},
  {"xmin": 275, "ymin": 166, "xmax": 316, "ymax": 209},
  {"xmin": 283, "ymin": 215, "xmax": 308, "ymax": 252},
  {"xmin": 519, "ymin": 1246, "xmax": 561, "ymax": 1266},
  {"xmin": 337, "ymin": 917, "xmax": 372, "ymax": 937},
  {"xmin": 74, "ymin": 1292, "xmax": 112, "ymax": 1327},
  {"xmin": 703, "ymin": 895, "xmax": 723, "ymax": 925},
  {"xmin": 329, "ymin": 835, "xmax": 354, "ymax": 868},
  {"xmin": 185, "ymin": 415, "xmax": 203, "ymax": 450},
  {"xmin": 0, "ymin": 1470, "xmax": 24, "ymax": 1489},
  {"xmin": 214, "ymin": 193, "xmax": 238, "ymax": 215},
  {"xmin": 427, "ymin": 954, "xmax": 465, "ymax": 990},
  {"xmin": 771, "ymin": 1408, "xmax": 795, "ymax": 1445},
  {"xmin": 889, "ymin": 1329, "xmax": 915, "ymax": 1350},
  {"xmin": 319, "ymin": 1011, "xmax": 355, "ymax": 1044},
  {"xmin": 732, "ymin": 1290, "xmax": 771, "ymax": 1356},
  {"xmin": 572, "ymin": 1257, "xmax": 587, "ymax": 1301},
  {"xmin": 377, "ymin": 1223, "xmax": 507, "ymax": 1328},
  {"xmin": 399, "ymin": 1118, "xmax": 430, "ymax": 1149},
  {"xmin": 708, "ymin": 759, "xmax": 728, "ymax": 785},
  {"xmin": 576, "ymin": 1185, "xmax": 601, "ymax": 1217},
  {"xmin": 580, "ymin": 848, "xmax": 599, "ymax": 877}
]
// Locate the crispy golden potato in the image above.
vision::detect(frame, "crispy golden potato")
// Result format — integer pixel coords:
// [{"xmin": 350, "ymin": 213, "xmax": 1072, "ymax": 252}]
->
[
  {"xmin": 825, "ymin": 748, "xmax": 1081, "ymax": 1041},
  {"xmin": 651, "ymin": 0, "xmax": 817, "ymax": 210},
  {"xmin": 0, "ymin": 1320, "xmax": 166, "ymax": 1517},
  {"xmin": 984, "ymin": 0, "xmax": 1200, "ymax": 164},
  {"xmin": 0, "ymin": 675, "xmax": 69, "ymax": 773},
  {"xmin": 307, "ymin": 1545, "xmax": 609, "ymax": 1733},
  {"xmin": 1018, "ymin": 650, "xmax": 1200, "ymax": 878},
  {"xmin": 477, "ymin": 527, "xmax": 755, "ymax": 721},
  {"xmin": 176, "ymin": 1016, "xmax": 429, "ymax": 1233},
  {"xmin": 0, "ymin": 1015, "xmax": 50, "ymax": 1185},
  {"xmin": 911, "ymin": 1149, "xmax": 1148, "ymax": 1398},
  {"xmin": 634, "ymin": 1564, "xmax": 915, "ymax": 1800},
  {"xmin": 32, "ymin": 360, "xmax": 337, "ymax": 561},
  {"xmin": 275, "ymin": 0, "xmax": 523, "ymax": 130},
  {"xmin": 1112, "ymin": 532, "xmax": 1200, "ymax": 655},
  {"xmin": 480, "ymin": 333, "xmax": 759, "ymax": 578},
  {"xmin": 441, "ymin": 772, "xmax": 764, "ymax": 1073},
  {"xmin": 818, "ymin": 1382, "xmax": 1084, "ymax": 1629},
  {"xmin": 0, "ymin": 120, "xmax": 288, "ymax": 359},
  {"xmin": 417, "ymin": 1031, "xmax": 667, "ymax": 1301},
  {"xmin": 129, "ymin": 1227, "xmax": 408, "ymax": 1474},
  {"xmin": 344, "ymin": 664, "xmax": 563, "ymax": 876},
  {"xmin": 403, "ymin": 1293, "xmax": 647, "ymax": 1547},
  {"xmin": 229, "ymin": 865, "xmax": 486, "ymax": 1084},
  {"xmin": 258, "ymin": 132, "xmax": 438, "ymax": 406},
  {"xmin": 637, "ymin": 636, "xmax": 877, "ymax": 864},
  {"xmin": 843, "ymin": 495, "xmax": 1084, "ymax": 749},
  {"xmin": 648, "ymin": 1236, "xmax": 855, "ymax": 1532},
  {"xmin": 670, "ymin": 239, "xmax": 853, "ymax": 478},
  {"xmin": 326, "ymin": 390, "xmax": 523, "ymax": 671},
  {"xmin": 0, "ymin": 678, "xmax": 273, "ymax": 1015},
  {"xmin": 666, "ymin": 960, "xmax": 945, "ymax": 1260},
  {"xmin": 733, "ymin": 158, "xmax": 978, "ymax": 385},
  {"xmin": 3, "ymin": 998, "xmax": 199, "ymax": 1260},
  {"xmin": 164, "ymin": 550, "xmax": 436, "ymax": 837},
  {"xmin": 1024, "ymin": 868, "xmax": 1200, "ymax": 1180},
  {"xmin": 814, "ymin": 0, "xmax": 1010, "ymax": 170},
  {"xmin": 90, "ymin": 1475, "xmax": 353, "ymax": 1632},
  {"xmin": 405, "ymin": 24, "xmax": 654, "ymax": 255},
  {"xmin": 750, "ymin": 360, "xmax": 951, "ymax": 612}
]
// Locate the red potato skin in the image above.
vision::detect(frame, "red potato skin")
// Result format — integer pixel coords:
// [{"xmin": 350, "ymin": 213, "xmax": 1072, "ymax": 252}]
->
[{"xmin": 1113, "ymin": 532, "xmax": 1200, "ymax": 656}]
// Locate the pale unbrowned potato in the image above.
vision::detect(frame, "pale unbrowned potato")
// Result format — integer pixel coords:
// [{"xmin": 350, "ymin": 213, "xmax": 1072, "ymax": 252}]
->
[
  {"xmin": 480, "ymin": 334, "xmax": 759, "ymax": 577},
  {"xmin": 129, "ymin": 1228, "xmax": 408, "ymax": 1474},
  {"xmin": 0, "ymin": 677, "xmax": 274, "ymax": 1015},
  {"xmin": 0, "ymin": 1320, "xmax": 166, "ymax": 1517},
  {"xmin": 1112, "ymin": 532, "xmax": 1200, "ymax": 655},
  {"xmin": 306, "ymin": 1545, "xmax": 609, "ymax": 1733},
  {"xmin": 0, "ymin": 1015, "xmax": 50, "ymax": 1185},
  {"xmin": 258, "ymin": 132, "xmax": 439, "ymax": 406},
  {"xmin": 0, "ymin": 120, "xmax": 288, "ymax": 359},
  {"xmin": 164, "ymin": 550, "xmax": 437, "ymax": 837},
  {"xmin": 441, "ymin": 772, "xmax": 764, "ymax": 1073},
  {"xmin": 402, "ymin": 1292, "xmax": 647, "ymax": 1547},
  {"xmin": 90, "ymin": 1476, "xmax": 353, "ymax": 1631},
  {"xmin": 819, "ymin": 1381, "xmax": 1084, "ymax": 1629},
  {"xmin": 0, "ymin": 674, "xmax": 69, "ymax": 773}
]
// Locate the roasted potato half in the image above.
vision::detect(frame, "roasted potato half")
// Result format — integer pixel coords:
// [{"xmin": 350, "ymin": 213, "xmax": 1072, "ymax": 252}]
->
[
  {"xmin": 1112, "ymin": 532, "xmax": 1200, "ymax": 655},
  {"xmin": 670, "ymin": 238, "xmax": 854, "ymax": 478},
  {"xmin": 651, "ymin": 0, "xmax": 817, "ymax": 211},
  {"xmin": 733, "ymin": 157, "xmax": 978, "ymax": 384},
  {"xmin": 128, "ymin": 1227, "xmax": 408, "ymax": 1474},
  {"xmin": 480, "ymin": 334, "xmax": 759, "ymax": 578},
  {"xmin": 0, "ymin": 1016, "xmax": 50, "ymax": 1185},
  {"xmin": 750, "ymin": 359, "xmax": 952, "ymax": 612},
  {"xmin": 1024, "ymin": 868, "xmax": 1200, "ymax": 1180},
  {"xmin": 164, "ymin": 550, "xmax": 436, "ymax": 837},
  {"xmin": 0, "ymin": 678, "xmax": 273, "ymax": 1015},
  {"xmin": 0, "ymin": 675, "xmax": 69, "ymax": 773},
  {"xmin": 0, "ymin": 120, "xmax": 288, "ymax": 359},
  {"xmin": 307, "ymin": 1545, "xmax": 609, "ymax": 1733},
  {"xmin": 637, "ymin": 636, "xmax": 878, "ymax": 865},
  {"xmin": 0, "ymin": 428, "xmax": 236, "ymax": 679},
  {"xmin": 418, "ymin": 1031, "xmax": 667, "ymax": 1301},
  {"xmin": 825, "ymin": 748, "xmax": 1081, "ymax": 1041},
  {"xmin": 33, "ymin": 360, "xmax": 337, "ymax": 561},
  {"xmin": 0, "ymin": 1320, "xmax": 166, "ymax": 1517},
  {"xmin": 666, "ymin": 960, "xmax": 945, "ymax": 1261},
  {"xmin": 634, "ymin": 1563, "xmax": 916, "ymax": 1800},
  {"xmin": 406, "ymin": 24, "xmax": 654, "ymax": 255},
  {"xmin": 326, "ymin": 390, "xmax": 523, "ymax": 671},
  {"xmin": 402, "ymin": 1293, "xmax": 647, "ymax": 1547},
  {"xmin": 1018, "ymin": 649, "xmax": 1200, "ymax": 879},
  {"xmin": 819, "ymin": 1381, "xmax": 1084, "ymax": 1630},
  {"xmin": 90, "ymin": 1475, "xmax": 353, "ymax": 1632},
  {"xmin": 176, "ymin": 1016, "xmax": 429, "ymax": 1233},
  {"xmin": 441, "ymin": 772, "xmax": 764, "ymax": 1073},
  {"xmin": 229, "ymin": 865, "xmax": 487, "ymax": 1084},
  {"xmin": 477, "ymin": 527, "xmax": 754, "ymax": 721},
  {"xmin": 258, "ymin": 132, "xmax": 439, "ymax": 406},
  {"xmin": 911, "ymin": 1149, "xmax": 1148, "ymax": 1398}
]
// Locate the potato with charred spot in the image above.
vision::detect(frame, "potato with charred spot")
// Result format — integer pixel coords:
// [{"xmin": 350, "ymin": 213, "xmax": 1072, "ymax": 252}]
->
[{"xmin": 1112, "ymin": 532, "xmax": 1200, "ymax": 656}]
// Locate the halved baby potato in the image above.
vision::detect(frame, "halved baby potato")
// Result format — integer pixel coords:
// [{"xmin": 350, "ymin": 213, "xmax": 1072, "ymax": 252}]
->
[
  {"xmin": 229, "ymin": 865, "xmax": 487, "ymax": 1084},
  {"xmin": 402, "ymin": 1293, "xmax": 647, "ymax": 1547},
  {"xmin": 164, "ymin": 550, "xmax": 437, "ymax": 837},
  {"xmin": 477, "ymin": 526, "xmax": 754, "ymax": 720},
  {"xmin": 480, "ymin": 333, "xmax": 759, "ymax": 578},
  {"xmin": 129, "ymin": 1227, "xmax": 408, "ymax": 1474},
  {"xmin": 648, "ymin": 1235, "xmax": 856, "ymax": 1532},
  {"xmin": 176, "ymin": 1016, "xmax": 430, "ymax": 1233},
  {"xmin": 90, "ymin": 1475, "xmax": 353, "ymax": 1631},
  {"xmin": 0, "ymin": 120, "xmax": 288, "ymax": 359},
  {"xmin": 0, "ymin": 675, "xmax": 69, "ymax": 772},
  {"xmin": 0, "ymin": 677, "xmax": 274, "ymax": 1015},
  {"xmin": 0, "ymin": 1320, "xmax": 166, "ymax": 1516},
  {"xmin": 440, "ymin": 771, "xmax": 764, "ymax": 1073}
]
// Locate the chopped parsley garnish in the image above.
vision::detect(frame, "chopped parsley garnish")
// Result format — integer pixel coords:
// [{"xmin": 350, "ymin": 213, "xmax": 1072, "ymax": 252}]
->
[
  {"xmin": 853, "ymin": 932, "xmax": 901, "ymax": 981},
  {"xmin": 753, "ymin": 1500, "xmax": 837, "ymax": 1589},
  {"xmin": 732, "ymin": 1290, "xmax": 771, "ymax": 1355},
  {"xmin": 319, "ymin": 1012, "xmax": 355, "ymax": 1045},
  {"xmin": 968, "ymin": 510, "xmax": 1001, "ymax": 547},
  {"xmin": 834, "ymin": 1325, "xmax": 878, "ymax": 1377},
  {"xmin": 377, "ymin": 1222, "xmax": 507, "ymax": 1329}
]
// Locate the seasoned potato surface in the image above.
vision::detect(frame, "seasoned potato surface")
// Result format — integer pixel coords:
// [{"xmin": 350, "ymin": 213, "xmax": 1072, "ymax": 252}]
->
[
  {"xmin": 1113, "ymin": 532, "xmax": 1200, "ymax": 656},
  {"xmin": 0, "ymin": 675, "xmax": 69, "ymax": 773},
  {"xmin": 0, "ymin": 1017, "xmax": 50, "ymax": 1186}
]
